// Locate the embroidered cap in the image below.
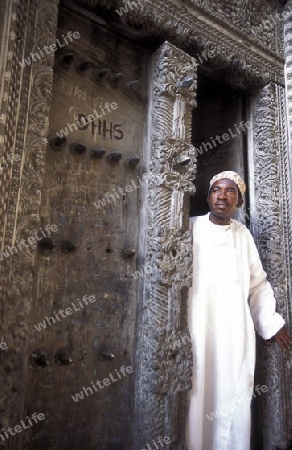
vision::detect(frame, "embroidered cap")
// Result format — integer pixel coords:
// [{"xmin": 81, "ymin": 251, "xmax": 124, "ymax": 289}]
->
[{"xmin": 209, "ymin": 171, "xmax": 246, "ymax": 196}]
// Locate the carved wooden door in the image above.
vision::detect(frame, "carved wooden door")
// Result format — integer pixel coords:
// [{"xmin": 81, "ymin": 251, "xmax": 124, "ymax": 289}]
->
[{"xmin": 23, "ymin": 5, "xmax": 149, "ymax": 449}]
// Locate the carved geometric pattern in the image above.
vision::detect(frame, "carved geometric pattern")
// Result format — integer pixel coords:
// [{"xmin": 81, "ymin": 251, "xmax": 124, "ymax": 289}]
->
[
  {"xmin": 0, "ymin": 2, "xmax": 290, "ymax": 450},
  {"xmin": 284, "ymin": 0, "xmax": 292, "ymax": 287},
  {"xmin": 0, "ymin": 0, "xmax": 59, "ymax": 443},
  {"xmin": 146, "ymin": 228, "xmax": 193, "ymax": 286},
  {"xmin": 0, "ymin": 0, "xmax": 22, "ymax": 246},
  {"xmin": 133, "ymin": 41, "xmax": 197, "ymax": 449},
  {"xmin": 140, "ymin": 328, "xmax": 192, "ymax": 394},
  {"xmin": 283, "ymin": 7, "xmax": 292, "ymax": 447},
  {"xmin": 185, "ymin": 0, "xmax": 284, "ymax": 58},
  {"xmin": 251, "ymin": 82, "xmax": 292, "ymax": 449},
  {"xmin": 150, "ymin": 139, "xmax": 197, "ymax": 190},
  {"xmin": 73, "ymin": 0, "xmax": 285, "ymax": 87},
  {"xmin": 283, "ymin": 3, "xmax": 292, "ymax": 308}
]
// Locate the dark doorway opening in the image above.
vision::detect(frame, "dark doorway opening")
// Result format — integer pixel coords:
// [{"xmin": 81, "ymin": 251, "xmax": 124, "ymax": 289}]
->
[{"xmin": 190, "ymin": 73, "xmax": 250, "ymax": 226}]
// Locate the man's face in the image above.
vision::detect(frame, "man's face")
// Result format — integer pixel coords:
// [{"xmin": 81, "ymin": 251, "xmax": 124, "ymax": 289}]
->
[{"xmin": 207, "ymin": 178, "xmax": 243, "ymax": 221}]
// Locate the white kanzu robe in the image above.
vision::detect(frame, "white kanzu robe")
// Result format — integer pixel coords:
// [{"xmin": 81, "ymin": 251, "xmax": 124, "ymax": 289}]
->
[{"xmin": 186, "ymin": 213, "xmax": 285, "ymax": 450}]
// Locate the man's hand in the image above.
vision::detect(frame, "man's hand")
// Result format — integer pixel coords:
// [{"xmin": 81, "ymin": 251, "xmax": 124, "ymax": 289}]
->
[{"xmin": 268, "ymin": 326, "xmax": 291, "ymax": 352}]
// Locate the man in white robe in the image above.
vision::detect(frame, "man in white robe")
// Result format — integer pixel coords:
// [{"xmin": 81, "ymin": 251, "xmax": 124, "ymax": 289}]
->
[{"xmin": 186, "ymin": 171, "xmax": 291, "ymax": 450}]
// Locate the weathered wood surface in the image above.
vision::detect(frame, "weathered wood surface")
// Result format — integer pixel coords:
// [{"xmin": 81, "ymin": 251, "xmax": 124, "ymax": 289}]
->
[
  {"xmin": 0, "ymin": 1, "xmax": 291, "ymax": 449},
  {"xmin": 23, "ymin": 7, "xmax": 149, "ymax": 449}
]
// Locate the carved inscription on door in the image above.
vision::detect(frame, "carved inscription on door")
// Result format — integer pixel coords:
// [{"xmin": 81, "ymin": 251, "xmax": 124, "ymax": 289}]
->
[{"xmin": 24, "ymin": 6, "xmax": 149, "ymax": 449}]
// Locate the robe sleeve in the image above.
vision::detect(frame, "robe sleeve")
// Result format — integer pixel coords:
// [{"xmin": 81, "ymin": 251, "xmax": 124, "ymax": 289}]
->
[
  {"xmin": 189, "ymin": 217, "xmax": 196, "ymax": 228},
  {"xmin": 189, "ymin": 218, "xmax": 193, "ymax": 232},
  {"xmin": 247, "ymin": 230, "xmax": 285, "ymax": 340}
]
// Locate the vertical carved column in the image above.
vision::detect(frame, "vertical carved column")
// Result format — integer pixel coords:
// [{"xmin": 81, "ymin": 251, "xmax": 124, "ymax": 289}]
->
[
  {"xmin": 134, "ymin": 42, "xmax": 197, "ymax": 449},
  {"xmin": 250, "ymin": 82, "xmax": 292, "ymax": 449},
  {"xmin": 284, "ymin": 0, "xmax": 292, "ymax": 203},
  {"xmin": 0, "ymin": 0, "xmax": 59, "ymax": 444}
]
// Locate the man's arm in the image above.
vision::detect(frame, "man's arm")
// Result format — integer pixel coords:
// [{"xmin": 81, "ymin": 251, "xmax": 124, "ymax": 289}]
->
[
  {"xmin": 268, "ymin": 326, "xmax": 291, "ymax": 351},
  {"xmin": 247, "ymin": 231, "xmax": 291, "ymax": 350}
]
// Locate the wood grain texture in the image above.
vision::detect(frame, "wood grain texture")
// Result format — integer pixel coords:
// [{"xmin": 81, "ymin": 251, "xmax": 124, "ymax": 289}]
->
[{"xmin": 22, "ymin": 7, "xmax": 149, "ymax": 450}]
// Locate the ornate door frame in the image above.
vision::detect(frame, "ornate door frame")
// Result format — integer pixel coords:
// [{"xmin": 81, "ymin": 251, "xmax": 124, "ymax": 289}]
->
[
  {"xmin": 0, "ymin": 0, "xmax": 59, "ymax": 445},
  {"xmin": 133, "ymin": 41, "xmax": 197, "ymax": 449},
  {"xmin": 0, "ymin": 1, "xmax": 292, "ymax": 448},
  {"xmin": 248, "ymin": 83, "xmax": 292, "ymax": 449}
]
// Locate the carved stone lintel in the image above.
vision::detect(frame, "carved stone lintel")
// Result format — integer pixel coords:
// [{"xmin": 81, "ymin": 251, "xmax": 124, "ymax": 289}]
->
[
  {"xmin": 184, "ymin": 0, "xmax": 284, "ymax": 58},
  {"xmin": 72, "ymin": 0, "xmax": 285, "ymax": 88}
]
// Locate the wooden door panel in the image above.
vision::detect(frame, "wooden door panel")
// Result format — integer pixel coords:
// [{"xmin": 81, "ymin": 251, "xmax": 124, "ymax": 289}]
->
[{"xmin": 25, "ymin": 7, "xmax": 149, "ymax": 449}]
